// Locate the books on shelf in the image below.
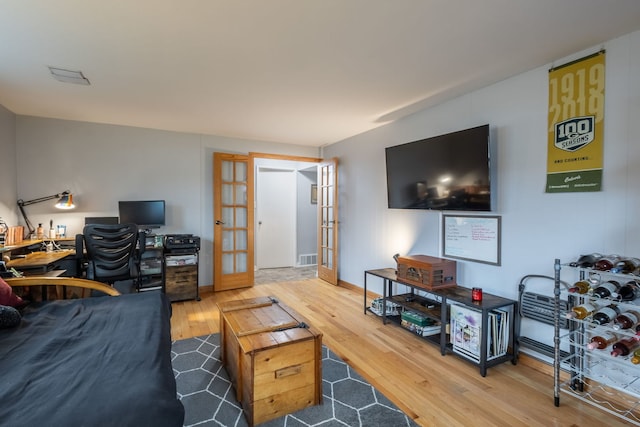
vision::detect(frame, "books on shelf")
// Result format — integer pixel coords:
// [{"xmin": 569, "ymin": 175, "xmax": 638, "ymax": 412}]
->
[
  {"xmin": 369, "ymin": 297, "xmax": 403, "ymax": 316},
  {"xmin": 449, "ymin": 303, "xmax": 510, "ymax": 362}
]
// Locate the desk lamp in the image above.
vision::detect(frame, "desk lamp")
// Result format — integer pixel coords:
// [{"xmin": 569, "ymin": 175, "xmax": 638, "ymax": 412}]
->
[{"xmin": 17, "ymin": 190, "xmax": 75, "ymax": 239}]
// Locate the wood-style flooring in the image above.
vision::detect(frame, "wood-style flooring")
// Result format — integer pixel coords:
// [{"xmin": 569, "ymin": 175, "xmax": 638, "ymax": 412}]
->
[{"xmin": 170, "ymin": 277, "xmax": 627, "ymax": 427}]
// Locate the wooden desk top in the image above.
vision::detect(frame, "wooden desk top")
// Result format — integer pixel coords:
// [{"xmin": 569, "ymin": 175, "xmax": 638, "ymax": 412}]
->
[
  {"xmin": 22, "ymin": 269, "xmax": 67, "ymax": 277},
  {"xmin": 0, "ymin": 237, "xmax": 75, "ymax": 253},
  {"xmin": 6, "ymin": 250, "xmax": 75, "ymax": 269}
]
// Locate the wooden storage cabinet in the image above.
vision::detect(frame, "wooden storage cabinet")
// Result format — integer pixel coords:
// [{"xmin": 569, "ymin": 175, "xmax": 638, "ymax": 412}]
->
[
  {"xmin": 164, "ymin": 253, "xmax": 199, "ymax": 302},
  {"xmin": 364, "ymin": 268, "xmax": 519, "ymax": 377},
  {"xmin": 217, "ymin": 296, "xmax": 322, "ymax": 426}
]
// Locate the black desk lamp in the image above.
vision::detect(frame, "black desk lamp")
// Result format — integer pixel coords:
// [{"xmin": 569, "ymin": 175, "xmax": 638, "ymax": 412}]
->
[{"xmin": 17, "ymin": 190, "xmax": 75, "ymax": 238}]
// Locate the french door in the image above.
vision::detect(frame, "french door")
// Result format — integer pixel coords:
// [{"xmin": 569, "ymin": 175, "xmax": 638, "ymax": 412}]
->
[
  {"xmin": 317, "ymin": 158, "xmax": 338, "ymax": 285},
  {"xmin": 213, "ymin": 153, "xmax": 254, "ymax": 291}
]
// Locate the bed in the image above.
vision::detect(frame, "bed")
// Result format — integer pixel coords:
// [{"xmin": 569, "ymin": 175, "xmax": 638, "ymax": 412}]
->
[{"xmin": 0, "ymin": 277, "xmax": 185, "ymax": 427}]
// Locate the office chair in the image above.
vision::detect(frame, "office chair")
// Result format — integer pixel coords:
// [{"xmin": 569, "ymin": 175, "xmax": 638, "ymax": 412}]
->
[{"xmin": 76, "ymin": 223, "xmax": 145, "ymax": 291}]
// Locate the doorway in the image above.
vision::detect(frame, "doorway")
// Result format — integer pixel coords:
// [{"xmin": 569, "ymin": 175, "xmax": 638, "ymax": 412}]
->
[
  {"xmin": 256, "ymin": 167, "xmax": 296, "ymax": 269},
  {"xmin": 212, "ymin": 152, "xmax": 328, "ymax": 289},
  {"xmin": 253, "ymin": 156, "xmax": 320, "ymax": 280}
]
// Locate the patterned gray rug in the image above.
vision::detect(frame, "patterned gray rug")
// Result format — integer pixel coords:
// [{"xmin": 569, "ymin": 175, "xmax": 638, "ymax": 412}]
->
[{"xmin": 171, "ymin": 334, "xmax": 418, "ymax": 427}]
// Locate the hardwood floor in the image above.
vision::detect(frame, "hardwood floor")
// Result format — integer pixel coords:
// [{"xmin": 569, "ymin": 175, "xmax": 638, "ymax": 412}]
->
[{"xmin": 170, "ymin": 278, "xmax": 627, "ymax": 427}]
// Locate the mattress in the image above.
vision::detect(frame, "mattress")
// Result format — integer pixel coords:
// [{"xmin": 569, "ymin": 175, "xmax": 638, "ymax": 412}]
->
[{"xmin": 0, "ymin": 291, "xmax": 184, "ymax": 426}]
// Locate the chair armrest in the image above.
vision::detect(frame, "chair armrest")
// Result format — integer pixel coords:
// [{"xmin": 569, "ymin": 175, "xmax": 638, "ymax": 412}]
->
[{"xmin": 6, "ymin": 277, "xmax": 121, "ymax": 296}]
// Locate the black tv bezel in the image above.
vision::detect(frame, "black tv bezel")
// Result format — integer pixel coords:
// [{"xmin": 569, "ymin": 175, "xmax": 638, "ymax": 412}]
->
[{"xmin": 385, "ymin": 124, "xmax": 493, "ymax": 212}]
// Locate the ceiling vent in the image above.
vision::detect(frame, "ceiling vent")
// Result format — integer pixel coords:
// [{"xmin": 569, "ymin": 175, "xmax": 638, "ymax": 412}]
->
[{"xmin": 48, "ymin": 66, "xmax": 90, "ymax": 85}]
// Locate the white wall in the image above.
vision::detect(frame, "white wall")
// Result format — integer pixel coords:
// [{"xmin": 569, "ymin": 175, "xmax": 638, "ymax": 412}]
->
[
  {"xmin": 323, "ymin": 30, "xmax": 640, "ymax": 350},
  {"xmin": 14, "ymin": 116, "xmax": 319, "ymax": 286},
  {"xmin": 0, "ymin": 105, "xmax": 17, "ymax": 226}
]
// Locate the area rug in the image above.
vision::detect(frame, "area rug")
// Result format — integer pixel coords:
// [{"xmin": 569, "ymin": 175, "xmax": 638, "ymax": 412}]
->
[{"xmin": 171, "ymin": 334, "xmax": 419, "ymax": 427}]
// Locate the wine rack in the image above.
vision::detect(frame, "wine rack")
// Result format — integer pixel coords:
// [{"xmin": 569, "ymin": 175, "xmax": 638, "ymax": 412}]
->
[{"xmin": 554, "ymin": 259, "xmax": 640, "ymax": 425}]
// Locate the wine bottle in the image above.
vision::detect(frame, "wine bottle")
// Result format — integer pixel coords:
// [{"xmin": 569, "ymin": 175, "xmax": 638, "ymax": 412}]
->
[
  {"xmin": 569, "ymin": 253, "xmax": 601, "ymax": 268},
  {"xmin": 594, "ymin": 255, "xmax": 621, "ymax": 272},
  {"xmin": 612, "ymin": 310, "xmax": 640, "ymax": 330},
  {"xmin": 587, "ymin": 331, "xmax": 619, "ymax": 350},
  {"xmin": 611, "ymin": 336, "xmax": 640, "ymax": 357},
  {"xmin": 616, "ymin": 280, "xmax": 640, "ymax": 301},
  {"xmin": 611, "ymin": 258, "xmax": 640, "ymax": 274},
  {"xmin": 566, "ymin": 302, "xmax": 602, "ymax": 320},
  {"xmin": 592, "ymin": 280, "xmax": 621, "ymax": 298},
  {"xmin": 591, "ymin": 305, "xmax": 620, "ymax": 325},
  {"xmin": 630, "ymin": 349, "xmax": 640, "ymax": 364},
  {"xmin": 568, "ymin": 280, "xmax": 592, "ymax": 294}
]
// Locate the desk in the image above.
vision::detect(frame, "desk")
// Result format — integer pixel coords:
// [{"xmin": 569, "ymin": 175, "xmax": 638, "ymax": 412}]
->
[
  {"xmin": 6, "ymin": 250, "xmax": 75, "ymax": 274},
  {"xmin": 0, "ymin": 238, "xmax": 41, "ymax": 251},
  {"xmin": 1, "ymin": 237, "xmax": 75, "ymax": 254}
]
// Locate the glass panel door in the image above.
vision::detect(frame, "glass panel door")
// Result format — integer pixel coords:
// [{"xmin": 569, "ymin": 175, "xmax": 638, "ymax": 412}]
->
[
  {"xmin": 317, "ymin": 158, "xmax": 338, "ymax": 285},
  {"xmin": 213, "ymin": 153, "xmax": 253, "ymax": 291}
]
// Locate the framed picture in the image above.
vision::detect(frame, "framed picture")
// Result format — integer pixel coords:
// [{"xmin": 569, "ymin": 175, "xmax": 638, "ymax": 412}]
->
[
  {"xmin": 442, "ymin": 214, "xmax": 501, "ymax": 265},
  {"xmin": 311, "ymin": 184, "xmax": 318, "ymax": 204}
]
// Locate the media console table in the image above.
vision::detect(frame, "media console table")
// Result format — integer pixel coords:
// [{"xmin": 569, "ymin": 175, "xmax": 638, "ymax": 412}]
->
[{"xmin": 364, "ymin": 268, "xmax": 519, "ymax": 376}]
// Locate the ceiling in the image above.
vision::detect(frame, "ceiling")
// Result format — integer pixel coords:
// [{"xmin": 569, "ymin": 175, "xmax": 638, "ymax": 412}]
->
[{"xmin": 1, "ymin": 1, "xmax": 640, "ymax": 147}]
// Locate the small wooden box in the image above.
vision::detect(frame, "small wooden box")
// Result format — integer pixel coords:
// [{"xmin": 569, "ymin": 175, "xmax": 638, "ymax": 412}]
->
[
  {"xmin": 396, "ymin": 255, "xmax": 457, "ymax": 290},
  {"xmin": 217, "ymin": 296, "xmax": 322, "ymax": 426}
]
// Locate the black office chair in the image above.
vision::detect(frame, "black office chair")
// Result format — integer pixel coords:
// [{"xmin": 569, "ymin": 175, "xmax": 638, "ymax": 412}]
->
[{"xmin": 76, "ymin": 223, "xmax": 145, "ymax": 292}]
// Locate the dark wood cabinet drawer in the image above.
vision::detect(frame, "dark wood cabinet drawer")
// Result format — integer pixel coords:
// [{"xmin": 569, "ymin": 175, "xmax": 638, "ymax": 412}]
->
[{"xmin": 165, "ymin": 265, "xmax": 197, "ymax": 302}]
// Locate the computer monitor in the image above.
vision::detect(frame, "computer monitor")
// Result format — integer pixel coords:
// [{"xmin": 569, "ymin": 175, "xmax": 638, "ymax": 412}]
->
[{"xmin": 84, "ymin": 216, "xmax": 119, "ymax": 225}]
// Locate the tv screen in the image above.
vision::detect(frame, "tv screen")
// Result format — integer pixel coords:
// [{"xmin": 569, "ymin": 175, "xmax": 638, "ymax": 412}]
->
[
  {"xmin": 385, "ymin": 124, "xmax": 493, "ymax": 211},
  {"xmin": 118, "ymin": 200, "xmax": 166, "ymax": 229}
]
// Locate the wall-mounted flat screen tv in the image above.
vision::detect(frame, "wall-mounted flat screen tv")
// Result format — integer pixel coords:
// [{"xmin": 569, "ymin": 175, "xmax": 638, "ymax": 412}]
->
[
  {"xmin": 385, "ymin": 124, "xmax": 493, "ymax": 211},
  {"xmin": 118, "ymin": 200, "xmax": 166, "ymax": 229}
]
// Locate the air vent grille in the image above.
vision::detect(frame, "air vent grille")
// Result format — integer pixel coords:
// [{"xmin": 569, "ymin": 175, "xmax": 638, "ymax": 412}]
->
[
  {"xmin": 521, "ymin": 292, "xmax": 570, "ymax": 329},
  {"xmin": 299, "ymin": 254, "xmax": 317, "ymax": 266}
]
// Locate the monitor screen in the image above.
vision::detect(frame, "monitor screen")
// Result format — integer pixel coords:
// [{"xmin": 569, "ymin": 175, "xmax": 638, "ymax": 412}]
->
[
  {"xmin": 118, "ymin": 200, "xmax": 166, "ymax": 229},
  {"xmin": 85, "ymin": 216, "xmax": 119, "ymax": 225}
]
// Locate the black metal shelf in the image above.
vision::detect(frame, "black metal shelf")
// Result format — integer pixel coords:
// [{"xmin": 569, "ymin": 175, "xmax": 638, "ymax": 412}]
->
[{"xmin": 364, "ymin": 267, "xmax": 519, "ymax": 377}]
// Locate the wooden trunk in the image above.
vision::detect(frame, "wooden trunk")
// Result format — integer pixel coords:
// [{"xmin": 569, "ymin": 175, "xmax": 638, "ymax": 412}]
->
[{"xmin": 217, "ymin": 296, "xmax": 323, "ymax": 426}]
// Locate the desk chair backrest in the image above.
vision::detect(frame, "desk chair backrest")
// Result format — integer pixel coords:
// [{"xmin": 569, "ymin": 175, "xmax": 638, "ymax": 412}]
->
[{"xmin": 78, "ymin": 223, "xmax": 144, "ymax": 285}]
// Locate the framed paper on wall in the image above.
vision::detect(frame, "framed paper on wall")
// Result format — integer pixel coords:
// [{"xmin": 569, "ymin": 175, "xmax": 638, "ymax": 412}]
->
[{"xmin": 442, "ymin": 214, "xmax": 501, "ymax": 265}]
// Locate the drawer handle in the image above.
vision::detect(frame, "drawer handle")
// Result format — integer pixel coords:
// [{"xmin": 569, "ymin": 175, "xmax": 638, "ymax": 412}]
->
[{"xmin": 275, "ymin": 364, "xmax": 302, "ymax": 379}]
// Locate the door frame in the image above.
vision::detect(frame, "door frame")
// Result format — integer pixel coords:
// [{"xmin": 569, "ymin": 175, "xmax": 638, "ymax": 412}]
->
[
  {"xmin": 248, "ymin": 152, "xmax": 322, "ymax": 274},
  {"xmin": 212, "ymin": 152, "xmax": 324, "ymax": 291}
]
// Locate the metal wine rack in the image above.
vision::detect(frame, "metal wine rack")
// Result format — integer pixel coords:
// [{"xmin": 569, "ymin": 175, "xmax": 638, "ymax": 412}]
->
[{"xmin": 554, "ymin": 259, "xmax": 640, "ymax": 425}]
